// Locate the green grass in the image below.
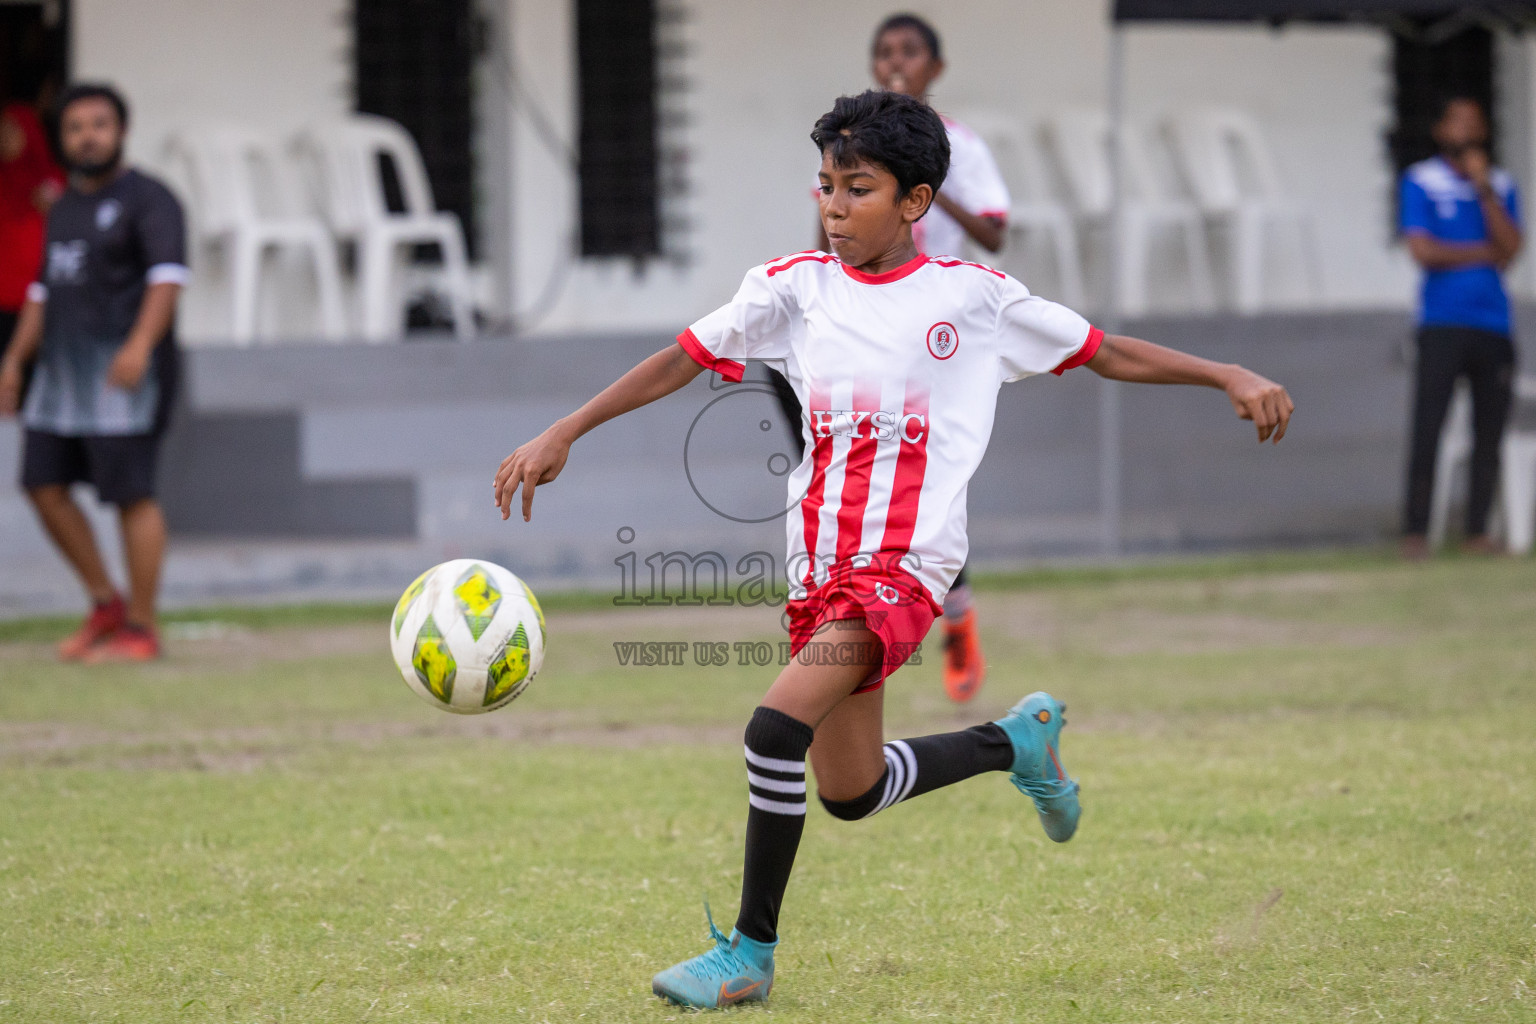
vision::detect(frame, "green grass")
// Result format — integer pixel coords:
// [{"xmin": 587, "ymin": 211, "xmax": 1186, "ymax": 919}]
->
[
  {"xmin": 1, "ymin": 556, "xmax": 1534, "ymax": 1022},
  {"xmin": 0, "ymin": 587, "xmax": 640, "ymax": 645},
  {"xmin": 0, "ymin": 544, "xmax": 1403, "ymax": 643}
]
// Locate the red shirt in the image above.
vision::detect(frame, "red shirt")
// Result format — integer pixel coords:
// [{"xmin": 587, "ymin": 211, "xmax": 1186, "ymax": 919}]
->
[{"xmin": 0, "ymin": 103, "xmax": 65, "ymax": 311}]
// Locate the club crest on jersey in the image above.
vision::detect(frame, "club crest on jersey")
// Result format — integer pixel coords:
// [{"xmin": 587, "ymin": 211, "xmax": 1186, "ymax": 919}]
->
[{"xmin": 926, "ymin": 321, "xmax": 959, "ymax": 360}]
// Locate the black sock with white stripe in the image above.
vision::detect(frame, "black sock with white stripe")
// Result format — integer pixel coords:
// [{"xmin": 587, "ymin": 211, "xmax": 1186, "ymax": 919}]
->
[
  {"xmin": 735, "ymin": 706, "xmax": 814, "ymax": 944},
  {"xmin": 819, "ymin": 724, "xmax": 1013, "ymax": 820}
]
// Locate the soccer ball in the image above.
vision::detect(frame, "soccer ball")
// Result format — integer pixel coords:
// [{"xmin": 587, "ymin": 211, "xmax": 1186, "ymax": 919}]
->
[{"xmin": 389, "ymin": 559, "xmax": 547, "ymax": 714}]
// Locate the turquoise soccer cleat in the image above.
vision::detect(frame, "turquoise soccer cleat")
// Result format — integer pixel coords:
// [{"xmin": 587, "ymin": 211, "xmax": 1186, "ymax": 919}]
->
[
  {"xmin": 651, "ymin": 905, "xmax": 776, "ymax": 1009},
  {"xmin": 994, "ymin": 691, "xmax": 1081, "ymax": 842}
]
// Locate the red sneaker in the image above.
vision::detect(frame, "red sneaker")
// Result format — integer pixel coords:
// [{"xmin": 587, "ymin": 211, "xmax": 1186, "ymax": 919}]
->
[
  {"xmin": 82, "ymin": 623, "xmax": 161, "ymax": 663},
  {"xmin": 941, "ymin": 609, "xmax": 986, "ymax": 703},
  {"xmin": 58, "ymin": 597, "xmax": 127, "ymax": 661}
]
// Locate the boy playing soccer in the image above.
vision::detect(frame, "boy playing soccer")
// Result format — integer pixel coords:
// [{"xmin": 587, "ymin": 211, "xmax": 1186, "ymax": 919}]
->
[
  {"xmin": 493, "ymin": 91, "xmax": 1292, "ymax": 1009},
  {"xmin": 790, "ymin": 12, "xmax": 1014, "ymax": 703}
]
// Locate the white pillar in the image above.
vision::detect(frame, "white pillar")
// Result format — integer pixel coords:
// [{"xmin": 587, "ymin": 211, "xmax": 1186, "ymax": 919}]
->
[{"xmin": 1496, "ymin": 32, "xmax": 1536, "ymax": 301}]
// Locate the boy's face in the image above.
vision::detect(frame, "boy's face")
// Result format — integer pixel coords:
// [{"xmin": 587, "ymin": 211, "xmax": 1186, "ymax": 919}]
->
[
  {"xmin": 818, "ymin": 150, "xmax": 932, "ymax": 267},
  {"xmin": 872, "ymin": 26, "xmax": 943, "ymax": 99}
]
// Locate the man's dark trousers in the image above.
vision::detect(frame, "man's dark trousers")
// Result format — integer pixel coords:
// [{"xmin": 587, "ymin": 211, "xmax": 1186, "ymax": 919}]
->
[{"xmin": 1404, "ymin": 325, "xmax": 1516, "ymax": 537}]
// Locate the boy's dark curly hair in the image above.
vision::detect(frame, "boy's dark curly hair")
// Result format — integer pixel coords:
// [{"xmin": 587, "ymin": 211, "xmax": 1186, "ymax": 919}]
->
[{"xmin": 811, "ymin": 90, "xmax": 949, "ymax": 208}]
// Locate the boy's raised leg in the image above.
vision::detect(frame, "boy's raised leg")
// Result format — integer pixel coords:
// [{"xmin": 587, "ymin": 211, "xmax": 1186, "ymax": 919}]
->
[
  {"xmin": 652, "ymin": 618, "xmax": 1083, "ymax": 1009},
  {"xmin": 813, "ymin": 694, "xmax": 1077, "ymax": 836}
]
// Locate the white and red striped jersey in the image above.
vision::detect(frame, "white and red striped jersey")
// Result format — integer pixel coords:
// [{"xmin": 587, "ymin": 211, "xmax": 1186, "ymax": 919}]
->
[{"xmin": 678, "ymin": 251, "xmax": 1101, "ymax": 605}]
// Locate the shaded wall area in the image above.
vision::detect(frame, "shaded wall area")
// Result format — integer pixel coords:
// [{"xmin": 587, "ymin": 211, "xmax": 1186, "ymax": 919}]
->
[
  {"xmin": 4, "ymin": 309, "xmax": 1529, "ymax": 615},
  {"xmin": 159, "ymin": 310, "xmax": 1434, "ymax": 557}
]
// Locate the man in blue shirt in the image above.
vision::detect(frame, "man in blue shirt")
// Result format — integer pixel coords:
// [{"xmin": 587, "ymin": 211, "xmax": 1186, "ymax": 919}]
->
[{"xmin": 1399, "ymin": 95, "xmax": 1522, "ymax": 557}]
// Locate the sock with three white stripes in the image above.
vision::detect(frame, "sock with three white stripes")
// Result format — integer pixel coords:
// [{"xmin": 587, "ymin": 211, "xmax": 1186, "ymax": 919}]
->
[
  {"xmin": 818, "ymin": 723, "xmax": 1014, "ymax": 821},
  {"xmin": 732, "ymin": 709, "xmax": 1016, "ymax": 942},
  {"xmin": 735, "ymin": 706, "xmax": 815, "ymax": 944}
]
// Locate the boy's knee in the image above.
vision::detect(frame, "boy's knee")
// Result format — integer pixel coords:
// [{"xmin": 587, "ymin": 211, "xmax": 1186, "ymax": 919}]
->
[
  {"xmin": 744, "ymin": 706, "xmax": 814, "ymax": 757},
  {"xmin": 818, "ymin": 775, "xmax": 887, "ymax": 821}
]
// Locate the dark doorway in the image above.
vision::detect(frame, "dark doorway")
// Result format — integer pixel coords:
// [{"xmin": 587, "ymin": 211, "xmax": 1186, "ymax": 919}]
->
[
  {"xmin": 353, "ymin": 0, "xmax": 481, "ymax": 257},
  {"xmin": 0, "ymin": 0, "xmax": 70, "ymax": 139},
  {"xmin": 1389, "ymin": 21, "xmax": 1496, "ymax": 176}
]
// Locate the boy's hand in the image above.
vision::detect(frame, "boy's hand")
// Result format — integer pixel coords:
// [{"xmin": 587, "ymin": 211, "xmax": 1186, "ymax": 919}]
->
[
  {"xmin": 494, "ymin": 422, "xmax": 575, "ymax": 522},
  {"xmin": 1223, "ymin": 366, "xmax": 1294, "ymax": 443},
  {"xmin": 1462, "ymin": 147, "xmax": 1492, "ymax": 190},
  {"xmin": 107, "ymin": 346, "xmax": 151, "ymax": 391}
]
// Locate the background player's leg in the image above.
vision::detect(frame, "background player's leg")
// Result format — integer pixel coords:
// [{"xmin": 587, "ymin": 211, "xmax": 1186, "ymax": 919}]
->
[
  {"xmin": 119, "ymin": 498, "xmax": 166, "ymax": 628},
  {"xmin": 1463, "ymin": 331, "xmax": 1516, "ymax": 545},
  {"xmin": 942, "ymin": 565, "xmax": 986, "ymax": 702},
  {"xmin": 27, "ymin": 484, "xmax": 116, "ymax": 604}
]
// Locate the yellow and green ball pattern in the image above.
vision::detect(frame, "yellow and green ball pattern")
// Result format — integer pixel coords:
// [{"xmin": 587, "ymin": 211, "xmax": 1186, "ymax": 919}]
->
[
  {"xmin": 411, "ymin": 615, "xmax": 456, "ymax": 702},
  {"xmin": 388, "ymin": 559, "xmax": 546, "ymax": 714}
]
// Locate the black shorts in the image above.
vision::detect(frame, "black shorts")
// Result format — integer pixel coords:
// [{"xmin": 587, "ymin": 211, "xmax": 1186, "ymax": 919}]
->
[{"xmin": 20, "ymin": 429, "xmax": 164, "ymax": 506}]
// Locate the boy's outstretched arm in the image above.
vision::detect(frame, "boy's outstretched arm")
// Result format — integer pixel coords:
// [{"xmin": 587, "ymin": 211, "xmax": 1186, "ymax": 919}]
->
[
  {"xmin": 1087, "ymin": 333, "xmax": 1295, "ymax": 444},
  {"xmin": 494, "ymin": 343, "xmax": 705, "ymax": 521}
]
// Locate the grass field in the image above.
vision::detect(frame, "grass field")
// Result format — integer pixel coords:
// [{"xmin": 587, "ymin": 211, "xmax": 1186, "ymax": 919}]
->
[{"xmin": 1, "ymin": 554, "xmax": 1534, "ymax": 1023}]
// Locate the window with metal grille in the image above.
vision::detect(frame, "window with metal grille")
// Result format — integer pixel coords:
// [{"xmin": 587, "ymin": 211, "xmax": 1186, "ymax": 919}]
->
[
  {"xmin": 577, "ymin": 0, "xmax": 661, "ymax": 258},
  {"xmin": 354, "ymin": 0, "xmax": 480, "ymax": 257}
]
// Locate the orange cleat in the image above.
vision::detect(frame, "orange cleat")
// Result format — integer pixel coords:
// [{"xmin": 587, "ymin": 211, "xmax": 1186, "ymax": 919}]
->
[
  {"xmin": 82, "ymin": 624, "xmax": 161, "ymax": 663},
  {"xmin": 941, "ymin": 608, "xmax": 986, "ymax": 703},
  {"xmin": 58, "ymin": 597, "xmax": 127, "ymax": 661}
]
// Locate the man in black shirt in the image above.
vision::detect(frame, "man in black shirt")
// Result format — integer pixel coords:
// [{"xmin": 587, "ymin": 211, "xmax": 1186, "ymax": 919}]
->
[{"xmin": 0, "ymin": 83, "xmax": 187, "ymax": 662}]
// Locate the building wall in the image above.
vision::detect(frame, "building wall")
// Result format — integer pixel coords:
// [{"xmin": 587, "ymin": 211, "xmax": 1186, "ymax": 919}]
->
[
  {"xmin": 506, "ymin": 0, "xmax": 1424, "ymax": 336},
  {"xmin": 62, "ymin": 1, "xmax": 1526, "ymax": 336},
  {"xmin": 72, "ymin": 0, "xmax": 352, "ymax": 163},
  {"xmin": 10, "ymin": 309, "xmax": 1520, "ymax": 617}
]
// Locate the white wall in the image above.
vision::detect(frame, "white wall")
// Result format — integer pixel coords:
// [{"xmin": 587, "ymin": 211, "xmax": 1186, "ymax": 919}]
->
[
  {"xmin": 1125, "ymin": 22, "xmax": 1417, "ymax": 309},
  {"xmin": 66, "ymin": 1, "xmax": 1498, "ymax": 335},
  {"xmin": 1498, "ymin": 33, "xmax": 1536, "ymax": 300},
  {"xmin": 72, "ymin": 0, "xmax": 352, "ymax": 163},
  {"xmin": 504, "ymin": 0, "xmax": 1420, "ymax": 336}
]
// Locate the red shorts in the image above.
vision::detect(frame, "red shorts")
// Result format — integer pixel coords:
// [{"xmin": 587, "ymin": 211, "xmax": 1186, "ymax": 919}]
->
[{"xmin": 786, "ymin": 565, "xmax": 942, "ymax": 694}]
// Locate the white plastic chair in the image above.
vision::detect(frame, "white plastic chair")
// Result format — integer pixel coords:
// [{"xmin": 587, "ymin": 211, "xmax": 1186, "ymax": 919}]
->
[
  {"xmin": 954, "ymin": 111, "xmax": 1086, "ymax": 309},
  {"xmin": 1499, "ymin": 377, "xmax": 1536, "ymax": 554},
  {"xmin": 1163, "ymin": 108, "xmax": 1321, "ymax": 314},
  {"xmin": 160, "ymin": 124, "xmax": 347, "ymax": 344},
  {"xmin": 1428, "ymin": 377, "xmax": 1536, "ymax": 552},
  {"xmin": 293, "ymin": 116, "xmax": 475, "ymax": 341},
  {"xmin": 1039, "ymin": 109, "xmax": 1215, "ymax": 316}
]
